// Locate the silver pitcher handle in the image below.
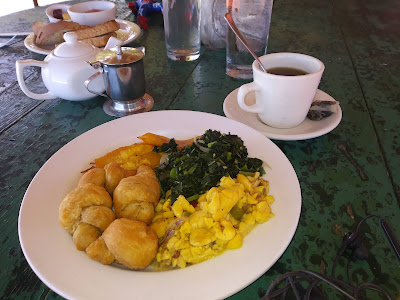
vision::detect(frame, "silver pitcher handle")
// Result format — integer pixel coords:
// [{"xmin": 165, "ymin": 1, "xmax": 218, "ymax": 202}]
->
[{"xmin": 84, "ymin": 72, "xmax": 110, "ymax": 99}]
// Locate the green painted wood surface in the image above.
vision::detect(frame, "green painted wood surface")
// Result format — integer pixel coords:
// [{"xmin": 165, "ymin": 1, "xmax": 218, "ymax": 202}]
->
[{"xmin": 0, "ymin": 0, "xmax": 399, "ymax": 299}]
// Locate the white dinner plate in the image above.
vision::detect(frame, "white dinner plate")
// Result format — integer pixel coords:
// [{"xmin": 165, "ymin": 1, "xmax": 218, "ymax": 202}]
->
[
  {"xmin": 18, "ymin": 111, "xmax": 301, "ymax": 300},
  {"xmin": 223, "ymin": 88, "xmax": 342, "ymax": 141},
  {"xmin": 24, "ymin": 19, "xmax": 141, "ymax": 55}
]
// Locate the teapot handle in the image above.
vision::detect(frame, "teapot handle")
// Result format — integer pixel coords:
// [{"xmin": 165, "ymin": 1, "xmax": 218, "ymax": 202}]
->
[{"xmin": 15, "ymin": 59, "xmax": 57, "ymax": 100}]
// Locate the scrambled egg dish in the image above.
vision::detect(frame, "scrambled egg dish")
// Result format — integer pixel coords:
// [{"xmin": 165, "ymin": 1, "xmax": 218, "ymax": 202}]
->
[{"xmin": 150, "ymin": 172, "xmax": 274, "ymax": 269}]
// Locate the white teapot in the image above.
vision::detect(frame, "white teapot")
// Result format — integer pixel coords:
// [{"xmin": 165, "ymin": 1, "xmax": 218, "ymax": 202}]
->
[{"xmin": 16, "ymin": 32, "xmax": 105, "ymax": 101}]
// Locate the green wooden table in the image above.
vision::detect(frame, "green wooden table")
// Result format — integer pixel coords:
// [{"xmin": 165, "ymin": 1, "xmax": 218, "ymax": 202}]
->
[{"xmin": 0, "ymin": 0, "xmax": 399, "ymax": 299}]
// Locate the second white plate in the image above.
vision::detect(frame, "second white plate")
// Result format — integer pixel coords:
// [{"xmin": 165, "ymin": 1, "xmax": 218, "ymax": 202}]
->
[
  {"xmin": 223, "ymin": 88, "xmax": 342, "ymax": 141},
  {"xmin": 24, "ymin": 19, "xmax": 141, "ymax": 55}
]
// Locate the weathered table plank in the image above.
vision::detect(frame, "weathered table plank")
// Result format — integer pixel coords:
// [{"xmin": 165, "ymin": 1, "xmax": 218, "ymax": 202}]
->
[{"xmin": 334, "ymin": 0, "xmax": 400, "ymax": 201}]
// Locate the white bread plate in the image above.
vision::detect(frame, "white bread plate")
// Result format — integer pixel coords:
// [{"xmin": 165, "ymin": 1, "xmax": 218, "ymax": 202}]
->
[{"xmin": 24, "ymin": 19, "xmax": 141, "ymax": 55}]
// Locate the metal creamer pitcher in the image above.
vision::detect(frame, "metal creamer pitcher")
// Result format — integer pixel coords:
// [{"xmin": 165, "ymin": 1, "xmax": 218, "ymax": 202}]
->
[{"xmin": 85, "ymin": 46, "xmax": 153, "ymax": 117}]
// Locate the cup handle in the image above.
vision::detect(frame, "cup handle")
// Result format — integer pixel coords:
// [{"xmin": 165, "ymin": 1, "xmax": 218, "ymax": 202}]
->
[
  {"xmin": 84, "ymin": 72, "xmax": 109, "ymax": 99},
  {"xmin": 15, "ymin": 60, "xmax": 56, "ymax": 100},
  {"xmin": 237, "ymin": 82, "xmax": 263, "ymax": 114}
]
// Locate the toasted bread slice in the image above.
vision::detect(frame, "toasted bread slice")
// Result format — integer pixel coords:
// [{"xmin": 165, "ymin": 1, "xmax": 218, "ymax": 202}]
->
[
  {"xmin": 32, "ymin": 20, "xmax": 47, "ymax": 37},
  {"xmin": 35, "ymin": 21, "xmax": 88, "ymax": 46},
  {"xmin": 73, "ymin": 20, "xmax": 120, "ymax": 41},
  {"xmin": 80, "ymin": 32, "xmax": 118, "ymax": 48}
]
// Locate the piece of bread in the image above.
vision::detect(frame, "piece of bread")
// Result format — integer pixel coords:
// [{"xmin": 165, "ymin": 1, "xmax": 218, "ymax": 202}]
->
[
  {"xmin": 72, "ymin": 20, "xmax": 120, "ymax": 40},
  {"xmin": 86, "ymin": 237, "xmax": 115, "ymax": 265},
  {"xmin": 113, "ymin": 165, "xmax": 161, "ymax": 224},
  {"xmin": 101, "ymin": 218, "xmax": 158, "ymax": 269},
  {"xmin": 80, "ymin": 31, "xmax": 118, "ymax": 48},
  {"xmin": 58, "ymin": 183, "xmax": 115, "ymax": 250},
  {"xmin": 78, "ymin": 167, "xmax": 106, "ymax": 187},
  {"xmin": 78, "ymin": 162, "xmax": 136, "ymax": 194},
  {"xmin": 32, "ymin": 20, "xmax": 47, "ymax": 37},
  {"xmin": 35, "ymin": 20, "xmax": 88, "ymax": 46},
  {"xmin": 104, "ymin": 162, "xmax": 136, "ymax": 194}
]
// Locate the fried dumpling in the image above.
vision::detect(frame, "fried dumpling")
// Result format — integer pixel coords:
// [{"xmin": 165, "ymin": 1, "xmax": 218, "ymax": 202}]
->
[{"xmin": 113, "ymin": 165, "xmax": 161, "ymax": 224}]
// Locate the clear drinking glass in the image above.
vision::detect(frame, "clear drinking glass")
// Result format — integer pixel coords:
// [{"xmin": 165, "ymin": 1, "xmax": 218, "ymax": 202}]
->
[
  {"xmin": 226, "ymin": 0, "xmax": 273, "ymax": 79},
  {"xmin": 200, "ymin": 0, "xmax": 227, "ymax": 50},
  {"xmin": 162, "ymin": 0, "xmax": 201, "ymax": 61}
]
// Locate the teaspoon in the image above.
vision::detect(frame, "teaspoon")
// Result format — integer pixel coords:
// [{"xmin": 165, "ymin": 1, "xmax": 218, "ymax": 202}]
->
[{"xmin": 224, "ymin": 13, "xmax": 267, "ymax": 73}]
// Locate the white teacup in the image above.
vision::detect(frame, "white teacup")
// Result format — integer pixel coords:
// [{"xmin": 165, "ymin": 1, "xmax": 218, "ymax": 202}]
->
[{"xmin": 237, "ymin": 52, "xmax": 325, "ymax": 129}]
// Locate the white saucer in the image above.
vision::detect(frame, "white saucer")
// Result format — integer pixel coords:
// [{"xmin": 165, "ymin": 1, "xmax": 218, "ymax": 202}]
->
[
  {"xmin": 223, "ymin": 88, "xmax": 342, "ymax": 141},
  {"xmin": 24, "ymin": 19, "xmax": 141, "ymax": 55}
]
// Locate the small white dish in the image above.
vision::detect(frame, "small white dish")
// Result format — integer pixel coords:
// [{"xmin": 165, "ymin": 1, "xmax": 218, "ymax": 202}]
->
[
  {"xmin": 223, "ymin": 88, "xmax": 342, "ymax": 141},
  {"xmin": 24, "ymin": 19, "xmax": 141, "ymax": 55},
  {"xmin": 46, "ymin": 4, "xmax": 72, "ymax": 23}
]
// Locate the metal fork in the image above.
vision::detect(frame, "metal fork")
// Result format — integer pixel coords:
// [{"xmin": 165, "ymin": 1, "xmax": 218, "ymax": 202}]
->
[{"xmin": 0, "ymin": 35, "xmax": 17, "ymax": 49}]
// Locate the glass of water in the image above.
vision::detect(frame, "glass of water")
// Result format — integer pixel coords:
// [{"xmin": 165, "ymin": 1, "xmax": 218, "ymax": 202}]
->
[
  {"xmin": 226, "ymin": 0, "xmax": 273, "ymax": 79},
  {"xmin": 162, "ymin": 0, "xmax": 201, "ymax": 61},
  {"xmin": 200, "ymin": 0, "xmax": 227, "ymax": 51}
]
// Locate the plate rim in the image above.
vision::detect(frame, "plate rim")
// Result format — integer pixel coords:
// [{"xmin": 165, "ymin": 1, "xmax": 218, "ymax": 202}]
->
[
  {"xmin": 18, "ymin": 110, "xmax": 302, "ymax": 300},
  {"xmin": 24, "ymin": 18, "xmax": 141, "ymax": 55},
  {"xmin": 223, "ymin": 88, "xmax": 342, "ymax": 141}
]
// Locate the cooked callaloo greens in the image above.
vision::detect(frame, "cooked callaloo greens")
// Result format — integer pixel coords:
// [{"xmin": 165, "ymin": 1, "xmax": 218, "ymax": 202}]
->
[{"xmin": 154, "ymin": 130, "xmax": 265, "ymax": 203}]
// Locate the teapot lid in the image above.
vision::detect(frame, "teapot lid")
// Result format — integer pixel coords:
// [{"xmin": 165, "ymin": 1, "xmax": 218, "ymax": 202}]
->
[
  {"xmin": 95, "ymin": 46, "xmax": 144, "ymax": 65},
  {"xmin": 53, "ymin": 32, "xmax": 95, "ymax": 58}
]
